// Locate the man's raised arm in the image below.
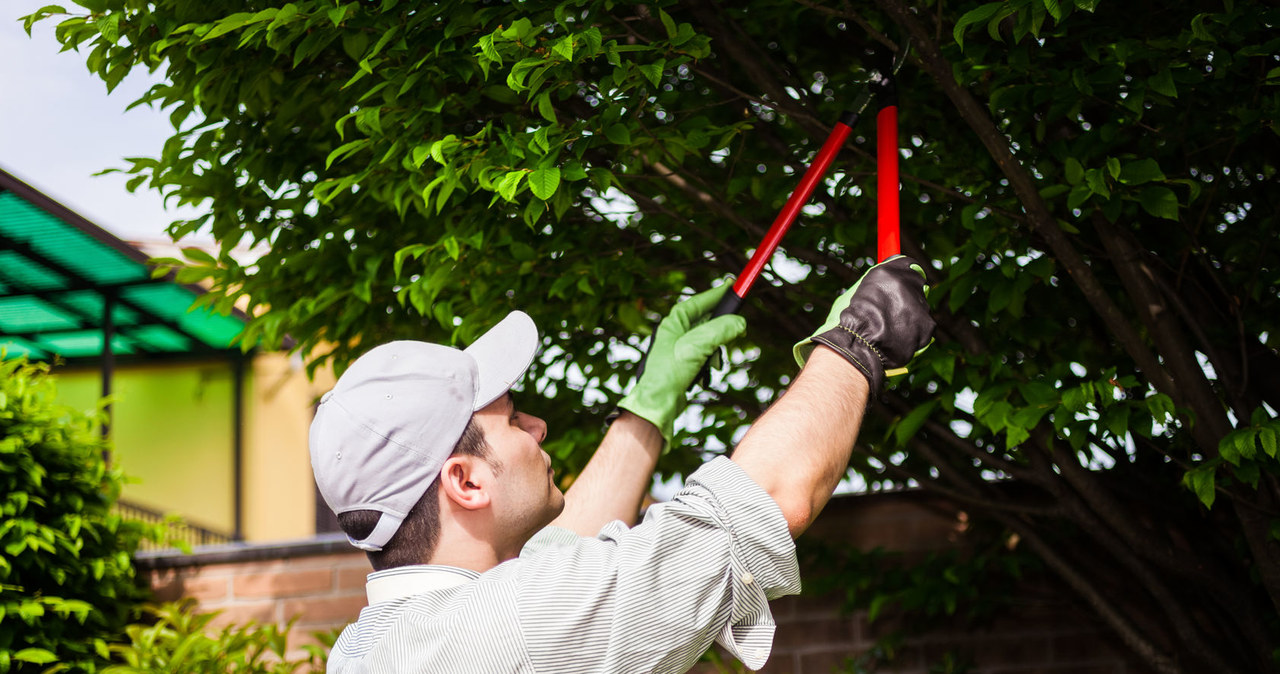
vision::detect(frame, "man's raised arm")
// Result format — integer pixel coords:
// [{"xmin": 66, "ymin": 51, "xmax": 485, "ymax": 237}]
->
[
  {"xmin": 733, "ymin": 256, "xmax": 935, "ymax": 537},
  {"xmin": 550, "ymin": 283, "xmax": 746, "ymax": 536}
]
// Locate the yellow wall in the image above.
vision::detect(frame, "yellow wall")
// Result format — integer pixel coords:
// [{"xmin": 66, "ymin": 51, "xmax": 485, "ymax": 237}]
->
[
  {"xmin": 57, "ymin": 362, "xmax": 236, "ymax": 534},
  {"xmin": 241, "ymin": 353, "xmax": 332, "ymax": 541},
  {"xmin": 55, "ymin": 354, "xmax": 335, "ymax": 543}
]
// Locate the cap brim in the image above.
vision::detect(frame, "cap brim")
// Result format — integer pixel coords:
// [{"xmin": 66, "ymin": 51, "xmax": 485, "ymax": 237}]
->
[{"xmin": 464, "ymin": 310, "xmax": 539, "ymax": 409}]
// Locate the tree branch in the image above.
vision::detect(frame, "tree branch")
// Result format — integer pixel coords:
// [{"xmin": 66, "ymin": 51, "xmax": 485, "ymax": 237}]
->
[
  {"xmin": 871, "ymin": 0, "xmax": 1179, "ymax": 405},
  {"xmin": 1041, "ymin": 432, "xmax": 1270, "ymax": 669},
  {"xmin": 991, "ymin": 513, "xmax": 1184, "ymax": 674},
  {"xmin": 687, "ymin": 0, "xmax": 829, "ymax": 139},
  {"xmin": 880, "ymin": 462, "xmax": 1063, "ymax": 517},
  {"xmin": 1092, "ymin": 214, "xmax": 1231, "ymax": 447}
]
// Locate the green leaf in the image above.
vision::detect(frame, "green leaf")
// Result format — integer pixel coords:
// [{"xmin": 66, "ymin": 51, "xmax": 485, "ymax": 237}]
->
[
  {"xmin": 532, "ymin": 127, "xmax": 551, "ymax": 154},
  {"xmin": 1190, "ymin": 13, "xmax": 1214, "ymax": 42},
  {"xmin": 659, "ymin": 9, "xmax": 678, "ymax": 40},
  {"xmin": 536, "ymin": 92, "xmax": 557, "ymax": 123},
  {"xmin": 552, "ymin": 35, "xmax": 574, "ymax": 61},
  {"xmin": 1184, "ymin": 466, "xmax": 1216, "ymax": 508},
  {"xmin": 1102, "ymin": 404, "xmax": 1131, "ymax": 439},
  {"xmin": 14, "ymin": 648, "xmax": 57, "ymax": 664},
  {"xmin": 496, "ymin": 171, "xmax": 526, "ymax": 201},
  {"xmin": 1064, "ymin": 157, "xmax": 1084, "ymax": 185},
  {"xmin": 342, "ymin": 31, "xmax": 369, "ymax": 60},
  {"xmin": 327, "ymin": 5, "xmax": 348, "ymax": 26},
  {"xmin": 202, "ymin": 12, "xmax": 254, "ymax": 41},
  {"xmin": 953, "ymin": 2, "xmax": 1002, "ymax": 50},
  {"xmin": 325, "ymin": 139, "xmax": 369, "ymax": 169},
  {"xmin": 95, "ymin": 13, "xmax": 119, "ymax": 44},
  {"xmin": 1119, "ymin": 158, "xmax": 1165, "ymax": 185},
  {"xmin": 1042, "ymin": 0, "xmax": 1063, "ymax": 21},
  {"xmin": 1219, "ymin": 429, "xmax": 1249, "ymax": 465},
  {"xmin": 478, "ymin": 33, "xmax": 500, "ymax": 63},
  {"xmin": 528, "ymin": 167, "xmax": 561, "ymax": 200},
  {"xmin": 1146, "ymin": 394, "xmax": 1175, "ymax": 424},
  {"xmin": 1148, "ymin": 69, "xmax": 1177, "ymax": 98},
  {"xmin": 933, "ymin": 353, "xmax": 956, "ymax": 384},
  {"xmin": 868, "ymin": 593, "xmax": 891, "ymax": 623},
  {"xmin": 1067, "ymin": 183, "xmax": 1091, "ymax": 209},
  {"xmin": 1084, "ymin": 168, "xmax": 1110, "ymax": 199},
  {"xmin": 1006, "ymin": 423, "xmax": 1030, "ymax": 449},
  {"xmin": 637, "ymin": 60, "xmax": 665, "ymax": 88},
  {"xmin": 989, "ymin": 281, "xmax": 1015, "ymax": 314},
  {"xmin": 411, "ymin": 145, "xmax": 430, "ymax": 168},
  {"xmin": 1106, "ymin": 157, "xmax": 1121, "ymax": 180},
  {"xmin": 1259, "ymin": 427, "xmax": 1277, "ymax": 458},
  {"xmin": 1138, "ymin": 186, "xmax": 1179, "ymax": 220},
  {"xmin": 605, "ymin": 124, "xmax": 632, "ymax": 145},
  {"xmin": 895, "ymin": 401, "xmax": 938, "ymax": 447},
  {"xmin": 1235, "ymin": 430, "xmax": 1257, "ymax": 461},
  {"xmin": 442, "ymin": 236, "xmax": 460, "ymax": 261}
]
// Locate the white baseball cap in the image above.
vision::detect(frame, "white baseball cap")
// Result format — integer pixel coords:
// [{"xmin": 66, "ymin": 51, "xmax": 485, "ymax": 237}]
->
[{"xmin": 309, "ymin": 311, "xmax": 539, "ymax": 551}]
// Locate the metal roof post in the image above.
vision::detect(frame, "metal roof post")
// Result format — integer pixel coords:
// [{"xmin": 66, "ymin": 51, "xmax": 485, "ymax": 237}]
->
[
  {"xmin": 232, "ymin": 350, "xmax": 246, "ymax": 542},
  {"xmin": 101, "ymin": 288, "xmax": 115, "ymax": 448}
]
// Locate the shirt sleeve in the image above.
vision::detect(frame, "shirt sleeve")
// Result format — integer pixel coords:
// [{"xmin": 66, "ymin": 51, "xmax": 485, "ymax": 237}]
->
[{"xmin": 508, "ymin": 456, "xmax": 800, "ymax": 673}]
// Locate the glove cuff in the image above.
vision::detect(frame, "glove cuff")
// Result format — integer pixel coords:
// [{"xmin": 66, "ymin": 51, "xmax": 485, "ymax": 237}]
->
[{"xmin": 810, "ymin": 328, "xmax": 885, "ymax": 393}]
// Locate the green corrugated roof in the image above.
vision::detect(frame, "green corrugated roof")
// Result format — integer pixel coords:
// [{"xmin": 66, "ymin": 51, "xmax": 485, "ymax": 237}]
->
[{"xmin": 0, "ymin": 168, "xmax": 249, "ymax": 363}]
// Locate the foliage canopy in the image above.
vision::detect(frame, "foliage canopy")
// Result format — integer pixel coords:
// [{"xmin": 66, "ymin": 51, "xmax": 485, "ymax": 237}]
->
[{"xmin": 29, "ymin": 0, "xmax": 1280, "ymax": 671}]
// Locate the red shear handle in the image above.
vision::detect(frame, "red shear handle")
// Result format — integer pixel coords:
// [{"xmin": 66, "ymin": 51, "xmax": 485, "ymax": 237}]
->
[
  {"xmin": 727, "ymin": 120, "xmax": 855, "ymax": 303},
  {"xmin": 877, "ymin": 105, "xmax": 900, "ymax": 262},
  {"xmin": 712, "ymin": 119, "xmax": 856, "ymax": 317}
]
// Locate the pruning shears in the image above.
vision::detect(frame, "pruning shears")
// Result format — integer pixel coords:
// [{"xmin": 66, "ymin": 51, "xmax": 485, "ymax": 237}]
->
[{"xmin": 711, "ymin": 42, "xmax": 911, "ymax": 319}]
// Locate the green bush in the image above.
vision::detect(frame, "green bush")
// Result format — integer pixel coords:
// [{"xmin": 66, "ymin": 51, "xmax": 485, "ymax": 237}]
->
[
  {"xmin": 0, "ymin": 357, "xmax": 152, "ymax": 672},
  {"xmin": 103, "ymin": 600, "xmax": 332, "ymax": 673}
]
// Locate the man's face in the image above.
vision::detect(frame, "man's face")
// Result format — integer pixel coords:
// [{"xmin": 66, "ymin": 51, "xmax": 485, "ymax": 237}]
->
[{"xmin": 472, "ymin": 393, "xmax": 564, "ymax": 542}]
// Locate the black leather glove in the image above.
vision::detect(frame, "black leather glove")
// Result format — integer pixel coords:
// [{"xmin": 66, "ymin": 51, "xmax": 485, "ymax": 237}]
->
[{"xmin": 793, "ymin": 255, "xmax": 936, "ymax": 392}]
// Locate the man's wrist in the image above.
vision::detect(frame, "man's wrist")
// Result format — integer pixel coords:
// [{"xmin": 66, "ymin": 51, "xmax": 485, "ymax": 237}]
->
[
  {"xmin": 805, "ymin": 345, "xmax": 874, "ymax": 395},
  {"xmin": 611, "ymin": 409, "xmax": 664, "ymax": 446}
]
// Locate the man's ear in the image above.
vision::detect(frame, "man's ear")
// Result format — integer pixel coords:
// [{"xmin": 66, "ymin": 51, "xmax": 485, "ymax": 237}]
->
[{"xmin": 439, "ymin": 456, "xmax": 491, "ymax": 511}]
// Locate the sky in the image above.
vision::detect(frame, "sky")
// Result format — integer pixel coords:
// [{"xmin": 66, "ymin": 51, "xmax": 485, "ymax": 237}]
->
[{"xmin": 0, "ymin": 0, "xmax": 208, "ymax": 245}]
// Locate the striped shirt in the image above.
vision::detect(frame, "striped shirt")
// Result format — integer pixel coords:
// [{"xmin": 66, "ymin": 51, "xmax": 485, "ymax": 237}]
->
[{"xmin": 327, "ymin": 457, "xmax": 801, "ymax": 673}]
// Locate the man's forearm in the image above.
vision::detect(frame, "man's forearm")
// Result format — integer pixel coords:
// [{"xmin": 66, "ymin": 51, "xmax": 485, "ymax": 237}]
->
[
  {"xmin": 731, "ymin": 346, "xmax": 869, "ymax": 537},
  {"xmin": 549, "ymin": 411, "xmax": 663, "ymax": 536}
]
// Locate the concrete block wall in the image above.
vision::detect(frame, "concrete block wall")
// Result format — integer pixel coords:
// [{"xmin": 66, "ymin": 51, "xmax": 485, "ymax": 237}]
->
[{"xmin": 139, "ymin": 495, "xmax": 1149, "ymax": 673}]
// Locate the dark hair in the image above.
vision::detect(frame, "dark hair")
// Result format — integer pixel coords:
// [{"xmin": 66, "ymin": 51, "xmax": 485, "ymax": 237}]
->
[{"xmin": 337, "ymin": 419, "xmax": 494, "ymax": 570}]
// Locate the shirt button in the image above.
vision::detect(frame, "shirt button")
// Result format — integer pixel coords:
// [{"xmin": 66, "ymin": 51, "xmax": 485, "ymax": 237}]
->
[{"xmin": 741, "ymin": 572, "xmax": 754, "ymax": 585}]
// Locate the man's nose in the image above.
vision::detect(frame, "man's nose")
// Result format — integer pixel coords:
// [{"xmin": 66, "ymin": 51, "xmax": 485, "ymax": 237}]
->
[{"xmin": 522, "ymin": 413, "xmax": 548, "ymax": 444}]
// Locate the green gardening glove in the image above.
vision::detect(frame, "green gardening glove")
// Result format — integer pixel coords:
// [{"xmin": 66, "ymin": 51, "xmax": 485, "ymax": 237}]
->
[
  {"xmin": 618, "ymin": 283, "xmax": 748, "ymax": 448},
  {"xmin": 794, "ymin": 255, "xmax": 935, "ymax": 393}
]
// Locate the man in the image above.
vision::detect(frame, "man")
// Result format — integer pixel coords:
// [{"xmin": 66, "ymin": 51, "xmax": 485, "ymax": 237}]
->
[{"xmin": 311, "ymin": 255, "xmax": 934, "ymax": 673}]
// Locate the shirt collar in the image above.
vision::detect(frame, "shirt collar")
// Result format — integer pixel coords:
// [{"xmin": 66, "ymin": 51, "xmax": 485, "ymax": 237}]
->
[{"xmin": 365, "ymin": 565, "xmax": 481, "ymax": 605}]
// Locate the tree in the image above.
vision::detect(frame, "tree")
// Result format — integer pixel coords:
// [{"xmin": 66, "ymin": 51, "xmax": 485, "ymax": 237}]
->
[{"xmin": 29, "ymin": 0, "xmax": 1280, "ymax": 671}]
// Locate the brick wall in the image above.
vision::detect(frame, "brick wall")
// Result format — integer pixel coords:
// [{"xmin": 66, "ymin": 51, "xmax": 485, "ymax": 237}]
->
[
  {"xmin": 138, "ymin": 494, "xmax": 1150, "ymax": 673},
  {"xmin": 141, "ymin": 535, "xmax": 371, "ymax": 657},
  {"xmin": 757, "ymin": 588, "xmax": 1138, "ymax": 674}
]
